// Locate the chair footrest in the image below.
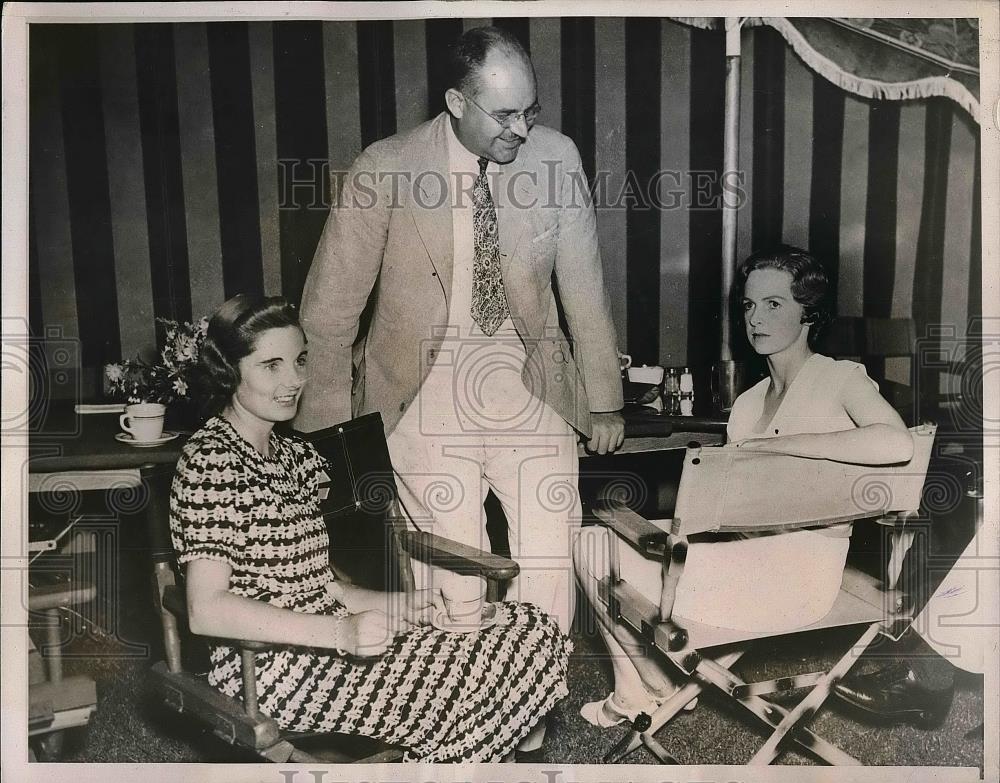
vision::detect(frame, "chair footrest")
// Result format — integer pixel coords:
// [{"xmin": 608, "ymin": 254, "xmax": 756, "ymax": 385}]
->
[{"xmin": 150, "ymin": 661, "xmax": 282, "ymax": 750}]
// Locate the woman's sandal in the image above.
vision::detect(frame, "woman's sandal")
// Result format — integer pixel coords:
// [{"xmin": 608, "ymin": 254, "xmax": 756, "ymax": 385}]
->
[
  {"xmin": 580, "ymin": 691, "xmax": 698, "ymax": 729},
  {"xmin": 579, "ymin": 691, "xmax": 698, "ymax": 728}
]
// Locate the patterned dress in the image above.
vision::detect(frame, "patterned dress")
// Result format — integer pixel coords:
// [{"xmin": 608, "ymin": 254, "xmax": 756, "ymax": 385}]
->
[{"xmin": 169, "ymin": 416, "xmax": 571, "ymax": 762}]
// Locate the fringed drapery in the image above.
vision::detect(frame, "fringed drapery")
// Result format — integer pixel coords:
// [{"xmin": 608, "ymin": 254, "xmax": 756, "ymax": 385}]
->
[{"xmin": 672, "ymin": 16, "xmax": 981, "ymax": 122}]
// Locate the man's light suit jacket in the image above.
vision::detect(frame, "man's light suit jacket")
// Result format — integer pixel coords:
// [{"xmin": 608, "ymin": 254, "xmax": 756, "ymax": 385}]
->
[{"xmin": 295, "ymin": 112, "xmax": 623, "ymax": 437}]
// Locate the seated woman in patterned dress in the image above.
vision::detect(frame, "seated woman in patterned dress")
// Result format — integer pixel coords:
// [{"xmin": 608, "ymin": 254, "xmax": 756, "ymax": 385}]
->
[
  {"xmin": 169, "ymin": 293, "xmax": 571, "ymax": 762},
  {"xmin": 575, "ymin": 245, "xmax": 914, "ymax": 728}
]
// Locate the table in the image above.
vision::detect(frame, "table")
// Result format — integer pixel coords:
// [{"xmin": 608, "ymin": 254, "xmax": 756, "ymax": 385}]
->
[
  {"xmin": 29, "ymin": 407, "xmax": 188, "ymax": 473},
  {"xmin": 578, "ymin": 404, "xmax": 728, "ymax": 457}
]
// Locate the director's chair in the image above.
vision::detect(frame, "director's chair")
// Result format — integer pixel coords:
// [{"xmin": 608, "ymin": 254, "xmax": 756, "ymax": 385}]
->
[
  {"xmin": 592, "ymin": 423, "xmax": 936, "ymax": 765},
  {"xmin": 147, "ymin": 412, "xmax": 519, "ymax": 762}
]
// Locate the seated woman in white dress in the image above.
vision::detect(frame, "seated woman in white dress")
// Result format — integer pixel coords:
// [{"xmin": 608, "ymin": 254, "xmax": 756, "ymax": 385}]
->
[{"xmin": 575, "ymin": 245, "xmax": 914, "ymax": 727}]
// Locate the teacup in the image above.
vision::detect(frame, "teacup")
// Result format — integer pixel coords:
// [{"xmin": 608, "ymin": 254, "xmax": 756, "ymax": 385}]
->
[
  {"xmin": 626, "ymin": 364, "xmax": 665, "ymax": 385},
  {"xmin": 440, "ymin": 585, "xmax": 488, "ymax": 630},
  {"xmin": 119, "ymin": 402, "xmax": 166, "ymax": 443}
]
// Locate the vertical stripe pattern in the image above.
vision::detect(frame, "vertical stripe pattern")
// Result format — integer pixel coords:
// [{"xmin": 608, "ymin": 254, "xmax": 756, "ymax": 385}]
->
[
  {"xmin": 208, "ymin": 21, "xmax": 265, "ymax": 299},
  {"xmin": 59, "ymin": 25, "xmax": 121, "ymax": 367},
  {"xmin": 781, "ymin": 45, "xmax": 812, "ymax": 250},
  {"xmin": 837, "ymin": 95, "xmax": 870, "ymax": 319},
  {"xmin": 26, "ymin": 19, "xmax": 981, "ymax": 403},
  {"xmin": 30, "ymin": 26, "xmax": 79, "ymax": 347},
  {"xmin": 687, "ymin": 27, "xmax": 725, "ymax": 368},
  {"xmin": 100, "ymin": 25, "xmax": 155, "ymax": 360},
  {"xmin": 174, "ymin": 22, "xmax": 225, "ymax": 319},
  {"xmin": 659, "ymin": 19, "xmax": 690, "ymax": 366},
  {"xmin": 594, "ymin": 19, "xmax": 627, "ymax": 350},
  {"xmin": 751, "ymin": 26, "xmax": 785, "ymax": 252},
  {"xmin": 273, "ymin": 21, "xmax": 328, "ymax": 305},
  {"xmin": 249, "ymin": 22, "xmax": 282, "ymax": 296},
  {"xmin": 135, "ymin": 23, "xmax": 193, "ymax": 327},
  {"xmin": 625, "ymin": 19, "xmax": 661, "ymax": 363}
]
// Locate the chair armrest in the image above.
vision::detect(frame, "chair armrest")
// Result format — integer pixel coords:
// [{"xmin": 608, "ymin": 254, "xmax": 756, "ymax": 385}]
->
[
  {"xmin": 592, "ymin": 504, "xmax": 672, "ymax": 555},
  {"xmin": 875, "ymin": 510, "xmax": 926, "ymax": 528},
  {"xmin": 150, "ymin": 661, "xmax": 283, "ymax": 750},
  {"xmin": 29, "ymin": 581, "xmax": 97, "ymax": 611},
  {"xmin": 396, "ymin": 530, "xmax": 519, "ymax": 582}
]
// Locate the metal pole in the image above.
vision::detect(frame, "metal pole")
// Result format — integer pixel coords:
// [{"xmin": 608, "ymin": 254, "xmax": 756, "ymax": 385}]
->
[{"xmin": 719, "ymin": 18, "xmax": 743, "ymax": 362}]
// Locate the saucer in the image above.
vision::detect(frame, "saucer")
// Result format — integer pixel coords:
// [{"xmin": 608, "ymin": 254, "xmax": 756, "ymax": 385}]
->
[
  {"xmin": 115, "ymin": 431, "xmax": 180, "ymax": 448},
  {"xmin": 431, "ymin": 603, "xmax": 499, "ymax": 633}
]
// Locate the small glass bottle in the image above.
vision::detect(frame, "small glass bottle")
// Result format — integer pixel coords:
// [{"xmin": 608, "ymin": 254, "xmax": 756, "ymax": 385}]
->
[
  {"xmin": 679, "ymin": 367, "xmax": 694, "ymax": 416},
  {"xmin": 663, "ymin": 368, "xmax": 680, "ymax": 415}
]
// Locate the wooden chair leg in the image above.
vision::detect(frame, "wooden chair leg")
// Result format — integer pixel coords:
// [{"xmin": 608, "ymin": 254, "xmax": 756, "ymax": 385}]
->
[
  {"xmin": 44, "ymin": 608, "xmax": 63, "ymax": 683},
  {"xmin": 604, "ymin": 650, "xmax": 742, "ymax": 764},
  {"xmin": 604, "ymin": 678, "xmax": 705, "ymax": 764},
  {"xmin": 241, "ymin": 649, "xmax": 262, "ymax": 719},
  {"xmin": 886, "ymin": 530, "xmax": 917, "ymax": 590},
  {"xmin": 697, "ymin": 655, "xmax": 861, "ymax": 765},
  {"xmin": 749, "ymin": 622, "xmax": 881, "ymax": 765},
  {"xmin": 151, "ymin": 562, "xmax": 182, "ymax": 673}
]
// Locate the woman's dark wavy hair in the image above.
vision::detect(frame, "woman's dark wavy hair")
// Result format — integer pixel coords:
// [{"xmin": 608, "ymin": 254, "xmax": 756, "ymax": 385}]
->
[
  {"xmin": 194, "ymin": 294, "xmax": 301, "ymax": 417},
  {"xmin": 737, "ymin": 245, "xmax": 834, "ymax": 347}
]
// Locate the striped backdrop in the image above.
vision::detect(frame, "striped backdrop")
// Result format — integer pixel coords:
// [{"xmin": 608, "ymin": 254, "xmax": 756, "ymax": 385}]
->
[{"xmin": 28, "ymin": 18, "xmax": 981, "ymax": 394}]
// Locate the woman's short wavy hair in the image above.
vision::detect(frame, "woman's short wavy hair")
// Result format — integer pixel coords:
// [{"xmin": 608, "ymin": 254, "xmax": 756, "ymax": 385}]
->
[
  {"xmin": 737, "ymin": 245, "xmax": 834, "ymax": 346},
  {"xmin": 196, "ymin": 294, "xmax": 301, "ymax": 415}
]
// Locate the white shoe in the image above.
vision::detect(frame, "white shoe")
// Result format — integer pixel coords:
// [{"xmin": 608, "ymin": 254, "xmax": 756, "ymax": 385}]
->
[
  {"xmin": 579, "ymin": 691, "xmax": 698, "ymax": 729},
  {"xmin": 579, "ymin": 692, "xmax": 647, "ymax": 728}
]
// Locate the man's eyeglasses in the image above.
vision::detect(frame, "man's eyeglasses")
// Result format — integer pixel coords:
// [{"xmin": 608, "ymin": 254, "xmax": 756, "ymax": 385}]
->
[{"xmin": 463, "ymin": 93, "xmax": 541, "ymax": 130}]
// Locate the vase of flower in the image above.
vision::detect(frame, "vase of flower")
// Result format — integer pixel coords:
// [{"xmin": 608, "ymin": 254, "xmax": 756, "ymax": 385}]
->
[{"xmin": 105, "ymin": 316, "xmax": 208, "ymax": 432}]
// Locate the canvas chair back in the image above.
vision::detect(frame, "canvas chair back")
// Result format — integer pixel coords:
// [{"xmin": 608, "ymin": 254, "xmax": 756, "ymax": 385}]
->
[
  {"xmin": 672, "ymin": 424, "xmax": 936, "ymax": 537},
  {"xmin": 303, "ymin": 412, "xmax": 411, "ymax": 592}
]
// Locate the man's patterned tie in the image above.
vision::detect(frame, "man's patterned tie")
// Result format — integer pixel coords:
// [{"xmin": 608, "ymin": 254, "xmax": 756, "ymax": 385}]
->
[{"xmin": 470, "ymin": 156, "xmax": 509, "ymax": 336}]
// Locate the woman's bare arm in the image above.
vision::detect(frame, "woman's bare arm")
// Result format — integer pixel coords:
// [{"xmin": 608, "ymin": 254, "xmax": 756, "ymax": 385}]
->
[
  {"xmin": 326, "ymin": 581, "xmax": 440, "ymax": 626},
  {"xmin": 730, "ymin": 369, "xmax": 913, "ymax": 465},
  {"xmin": 185, "ymin": 558, "xmax": 407, "ymax": 656}
]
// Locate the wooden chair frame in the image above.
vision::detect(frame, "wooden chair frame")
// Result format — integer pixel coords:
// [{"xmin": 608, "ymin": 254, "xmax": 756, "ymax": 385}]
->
[
  {"xmin": 146, "ymin": 413, "xmax": 519, "ymax": 763},
  {"xmin": 26, "ymin": 470, "xmax": 137, "ymax": 759},
  {"xmin": 591, "ymin": 424, "xmax": 937, "ymax": 765}
]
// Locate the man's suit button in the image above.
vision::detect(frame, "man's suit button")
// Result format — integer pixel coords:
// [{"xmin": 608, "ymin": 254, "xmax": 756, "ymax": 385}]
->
[{"xmin": 399, "ymin": 402, "xmax": 406, "ymax": 411}]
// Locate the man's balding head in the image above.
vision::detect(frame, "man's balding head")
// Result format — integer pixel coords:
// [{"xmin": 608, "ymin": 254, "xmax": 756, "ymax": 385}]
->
[{"xmin": 447, "ymin": 26, "xmax": 533, "ymax": 97}]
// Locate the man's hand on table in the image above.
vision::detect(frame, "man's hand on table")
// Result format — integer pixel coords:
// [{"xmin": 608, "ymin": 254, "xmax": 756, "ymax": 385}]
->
[{"xmin": 586, "ymin": 411, "xmax": 625, "ymax": 455}]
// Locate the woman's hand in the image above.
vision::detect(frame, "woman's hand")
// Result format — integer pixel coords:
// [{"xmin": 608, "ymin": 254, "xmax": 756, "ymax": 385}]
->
[
  {"xmin": 399, "ymin": 588, "xmax": 443, "ymax": 627},
  {"xmin": 327, "ymin": 581, "xmax": 443, "ymax": 627},
  {"xmin": 729, "ymin": 437, "xmax": 774, "ymax": 451},
  {"xmin": 336, "ymin": 610, "xmax": 409, "ymax": 657}
]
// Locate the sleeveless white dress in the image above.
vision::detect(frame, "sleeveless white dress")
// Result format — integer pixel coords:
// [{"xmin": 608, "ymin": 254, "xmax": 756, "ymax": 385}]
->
[{"xmin": 618, "ymin": 354, "xmax": 876, "ymax": 632}]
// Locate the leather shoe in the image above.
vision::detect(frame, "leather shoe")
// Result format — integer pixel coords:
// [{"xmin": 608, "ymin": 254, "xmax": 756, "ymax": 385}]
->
[{"xmin": 832, "ymin": 662, "xmax": 954, "ymax": 727}]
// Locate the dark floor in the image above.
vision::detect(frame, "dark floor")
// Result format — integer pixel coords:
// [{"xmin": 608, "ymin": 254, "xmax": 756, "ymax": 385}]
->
[{"xmin": 32, "ymin": 570, "xmax": 985, "ymax": 770}]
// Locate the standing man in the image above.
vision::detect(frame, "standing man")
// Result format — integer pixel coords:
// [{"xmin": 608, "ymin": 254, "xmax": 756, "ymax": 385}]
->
[{"xmin": 295, "ymin": 26, "xmax": 623, "ymax": 634}]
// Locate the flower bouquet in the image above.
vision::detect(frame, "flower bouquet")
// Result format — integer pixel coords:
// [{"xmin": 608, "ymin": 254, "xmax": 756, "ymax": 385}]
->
[{"xmin": 105, "ymin": 317, "xmax": 208, "ymax": 405}]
